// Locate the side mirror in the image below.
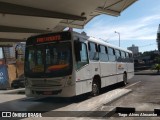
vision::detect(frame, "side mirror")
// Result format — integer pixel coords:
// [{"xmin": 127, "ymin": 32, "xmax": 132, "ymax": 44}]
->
[{"xmin": 74, "ymin": 41, "xmax": 81, "ymax": 61}]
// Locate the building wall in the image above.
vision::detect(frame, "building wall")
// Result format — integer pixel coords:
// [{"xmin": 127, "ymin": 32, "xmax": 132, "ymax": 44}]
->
[
  {"xmin": 127, "ymin": 44, "xmax": 139, "ymax": 55},
  {"xmin": 4, "ymin": 43, "xmax": 25, "ymax": 58}
]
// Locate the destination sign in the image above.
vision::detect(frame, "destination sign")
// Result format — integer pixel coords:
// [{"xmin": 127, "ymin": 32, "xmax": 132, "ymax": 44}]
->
[
  {"xmin": 26, "ymin": 31, "xmax": 71, "ymax": 46},
  {"xmin": 36, "ymin": 35, "xmax": 61, "ymax": 43}
]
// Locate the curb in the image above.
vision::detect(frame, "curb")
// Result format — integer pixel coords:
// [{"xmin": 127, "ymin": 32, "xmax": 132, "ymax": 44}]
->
[
  {"xmin": 135, "ymin": 73, "xmax": 160, "ymax": 75},
  {"xmin": 0, "ymin": 88, "xmax": 25, "ymax": 94}
]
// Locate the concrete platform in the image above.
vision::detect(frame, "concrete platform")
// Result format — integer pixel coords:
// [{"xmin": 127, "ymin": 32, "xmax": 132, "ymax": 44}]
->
[{"xmin": 22, "ymin": 88, "xmax": 132, "ymax": 119}]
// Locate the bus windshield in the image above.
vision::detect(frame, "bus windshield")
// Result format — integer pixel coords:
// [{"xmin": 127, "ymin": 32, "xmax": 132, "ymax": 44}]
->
[{"xmin": 25, "ymin": 42, "xmax": 72, "ymax": 78}]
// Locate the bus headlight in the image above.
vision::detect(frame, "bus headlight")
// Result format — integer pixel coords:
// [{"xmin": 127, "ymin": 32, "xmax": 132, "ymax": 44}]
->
[
  {"xmin": 25, "ymin": 78, "xmax": 31, "ymax": 87},
  {"xmin": 65, "ymin": 76, "xmax": 72, "ymax": 86}
]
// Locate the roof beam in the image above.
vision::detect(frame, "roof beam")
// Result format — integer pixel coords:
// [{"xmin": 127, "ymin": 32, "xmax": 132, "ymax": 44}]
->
[
  {"xmin": 95, "ymin": 8, "xmax": 120, "ymax": 16},
  {"xmin": 0, "ymin": 25, "xmax": 52, "ymax": 33},
  {"xmin": 59, "ymin": 22, "xmax": 83, "ymax": 29},
  {"xmin": 0, "ymin": 44, "xmax": 13, "ymax": 47},
  {"xmin": 95, "ymin": 0, "xmax": 126, "ymax": 16},
  {"xmin": 104, "ymin": 0, "xmax": 124, "ymax": 9},
  {"xmin": 0, "ymin": 1, "xmax": 86, "ymax": 21},
  {"xmin": 0, "ymin": 42, "xmax": 14, "ymax": 47},
  {"xmin": 0, "ymin": 38, "xmax": 26, "ymax": 42}
]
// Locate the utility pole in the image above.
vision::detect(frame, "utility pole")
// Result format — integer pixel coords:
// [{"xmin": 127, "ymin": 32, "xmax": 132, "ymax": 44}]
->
[
  {"xmin": 115, "ymin": 31, "xmax": 120, "ymax": 47},
  {"xmin": 157, "ymin": 24, "xmax": 160, "ymax": 52}
]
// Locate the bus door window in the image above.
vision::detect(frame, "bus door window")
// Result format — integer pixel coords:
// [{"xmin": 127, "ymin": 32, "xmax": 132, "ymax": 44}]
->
[{"xmin": 76, "ymin": 42, "xmax": 89, "ymax": 70}]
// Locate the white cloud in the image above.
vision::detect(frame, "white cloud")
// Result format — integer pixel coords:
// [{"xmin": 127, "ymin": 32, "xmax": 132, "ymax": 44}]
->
[{"xmin": 83, "ymin": 14, "xmax": 160, "ymax": 41}]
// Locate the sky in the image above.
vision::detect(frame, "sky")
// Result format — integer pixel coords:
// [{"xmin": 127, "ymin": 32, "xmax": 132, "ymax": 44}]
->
[{"xmin": 75, "ymin": 0, "xmax": 160, "ymax": 53}]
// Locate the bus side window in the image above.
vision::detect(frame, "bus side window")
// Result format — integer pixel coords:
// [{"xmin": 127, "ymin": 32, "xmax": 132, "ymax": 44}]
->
[
  {"xmin": 108, "ymin": 47, "xmax": 116, "ymax": 62},
  {"xmin": 99, "ymin": 45, "xmax": 109, "ymax": 62},
  {"xmin": 129, "ymin": 53, "xmax": 133, "ymax": 63},
  {"xmin": 125, "ymin": 52, "xmax": 129, "ymax": 62},
  {"xmin": 115, "ymin": 49, "xmax": 121, "ymax": 62},
  {"xmin": 121, "ymin": 51, "xmax": 126, "ymax": 62},
  {"xmin": 76, "ymin": 42, "xmax": 89, "ymax": 70},
  {"xmin": 129, "ymin": 53, "xmax": 133, "ymax": 58},
  {"xmin": 88, "ymin": 42, "xmax": 99, "ymax": 61},
  {"xmin": 126, "ymin": 52, "xmax": 129, "ymax": 58}
]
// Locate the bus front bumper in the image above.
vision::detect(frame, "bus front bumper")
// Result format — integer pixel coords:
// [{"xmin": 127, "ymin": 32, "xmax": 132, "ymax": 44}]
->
[{"xmin": 25, "ymin": 85, "xmax": 75, "ymax": 97}]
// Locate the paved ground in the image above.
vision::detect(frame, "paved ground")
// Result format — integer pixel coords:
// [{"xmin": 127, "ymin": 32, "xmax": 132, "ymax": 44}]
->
[
  {"xmin": 0, "ymin": 81, "xmax": 131, "ymax": 120},
  {"xmin": 0, "ymin": 70, "xmax": 160, "ymax": 120},
  {"xmin": 102, "ymin": 70, "xmax": 160, "ymax": 120}
]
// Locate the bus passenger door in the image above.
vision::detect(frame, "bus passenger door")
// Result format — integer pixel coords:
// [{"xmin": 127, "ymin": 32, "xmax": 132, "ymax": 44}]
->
[
  {"xmin": 88, "ymin": 42, "xmax": 100, "ymax": 84},
  {"xmin": 75, "ymin": 41, "xmax": 92, "ymax": 95}
]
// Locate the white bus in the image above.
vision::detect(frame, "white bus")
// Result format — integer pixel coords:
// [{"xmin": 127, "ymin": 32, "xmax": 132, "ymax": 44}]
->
[{"xmin": 24, "ymin": 31, "xmax": 134, "ymax": 97}]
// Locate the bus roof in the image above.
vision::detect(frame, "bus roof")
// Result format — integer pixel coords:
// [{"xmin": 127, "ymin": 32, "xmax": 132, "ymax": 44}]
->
[{"xmin": 72, "ymin": 31, "xmax": 132, "ymax": 53}]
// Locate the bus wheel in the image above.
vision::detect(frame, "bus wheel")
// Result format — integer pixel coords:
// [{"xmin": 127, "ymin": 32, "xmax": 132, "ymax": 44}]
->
[
  {"xmin": 123, "ymin": 73, "xmax": 127, "ymax": 86},
  {"xmin": 91, "ymin": 81, "xmax": 99, "ymax": 96}
]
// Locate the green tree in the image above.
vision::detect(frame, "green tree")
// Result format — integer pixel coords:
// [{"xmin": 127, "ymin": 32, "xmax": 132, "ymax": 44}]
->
[
  {"xmin": 153, "ymin": 56, "xmax": 160, "ymax": 72},
  {"xmin": 154, "ymin": 64, "xmax": 160, "ymax": 73}
]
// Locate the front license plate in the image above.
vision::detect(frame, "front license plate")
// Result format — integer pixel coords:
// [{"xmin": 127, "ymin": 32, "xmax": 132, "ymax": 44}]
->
[{"xmin": 43, "ymin": 91, "xmax": 52, "ymax": 95}]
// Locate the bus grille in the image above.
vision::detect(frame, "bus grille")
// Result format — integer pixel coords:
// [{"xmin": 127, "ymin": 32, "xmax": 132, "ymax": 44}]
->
[{"xmin": 30, "ymin": 80, "xmax": 62, "ymax": 87}]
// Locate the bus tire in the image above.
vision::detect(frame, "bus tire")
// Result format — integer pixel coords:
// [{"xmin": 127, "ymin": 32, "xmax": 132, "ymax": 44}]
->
[
  {"xmin": 91, "ymin": 81, "xmax": 100, "ymax": 96},
  {"xmin": 123, "ymin": 73, "xmax": 127, "ymax": 86}
]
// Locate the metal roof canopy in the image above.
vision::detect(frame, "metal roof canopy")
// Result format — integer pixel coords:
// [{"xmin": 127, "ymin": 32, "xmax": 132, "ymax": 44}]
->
[{"xmin": 0, "ymin": 0, "xmax": 137, "ymax": 43}]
